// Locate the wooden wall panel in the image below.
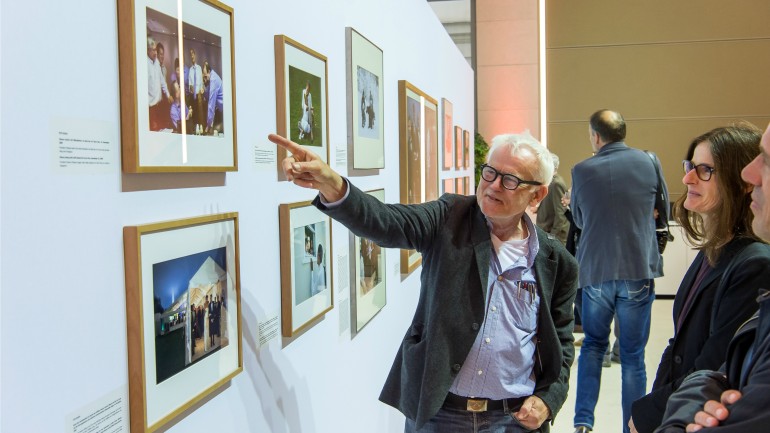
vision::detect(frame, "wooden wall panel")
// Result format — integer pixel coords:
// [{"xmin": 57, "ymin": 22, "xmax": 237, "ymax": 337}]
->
[
  {"xmin": 547, "ymin": 0, "xmax": 770, "ymax": 48},
  {"xmin": 546, "ymin": 0, "xmax": 770, "ymax": 191},
  {"xmin": 547, "ymin": 40, "xmax": 770, "ymax": 122}
]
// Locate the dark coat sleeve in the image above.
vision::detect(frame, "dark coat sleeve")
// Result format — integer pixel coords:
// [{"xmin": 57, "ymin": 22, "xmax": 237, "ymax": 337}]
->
[{"xmin": 653, "ymin": 369, "xmax": 729, "ymax": 433}]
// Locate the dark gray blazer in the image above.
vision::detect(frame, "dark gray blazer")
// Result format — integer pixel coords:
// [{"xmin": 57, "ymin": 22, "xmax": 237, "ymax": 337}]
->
[
  {"xmin": 571, "ymin": 141, "xmax": 664, "ymax": 288},
  {"xmin": 315, "ymin": 184, "xmax": 578, "ymax": 430}
]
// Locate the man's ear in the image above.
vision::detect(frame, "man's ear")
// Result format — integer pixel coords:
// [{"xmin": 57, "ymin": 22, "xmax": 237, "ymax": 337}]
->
[{"xmin": 530, "ymin": 185, "xmax": 549, "ymax": 206}]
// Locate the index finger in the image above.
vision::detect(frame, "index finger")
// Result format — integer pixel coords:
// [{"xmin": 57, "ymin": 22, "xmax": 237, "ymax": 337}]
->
[{"xmin": 268, "ymin": 133, "xmax": 306, "ymax": 159}]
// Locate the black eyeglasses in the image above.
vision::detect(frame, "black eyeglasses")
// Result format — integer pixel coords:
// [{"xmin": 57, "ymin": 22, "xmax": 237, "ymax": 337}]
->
[
  {"xmin": 480, "ymin": 164, "xmax": 542, "ymax": 190},
  {"xmin": 683, "ymin": 160, "xmax": 716, "ymax": 181}
]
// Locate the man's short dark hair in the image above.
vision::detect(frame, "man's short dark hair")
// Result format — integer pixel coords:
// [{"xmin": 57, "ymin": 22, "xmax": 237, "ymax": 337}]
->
[
  {"xmin": 156, "ymin": 42, "xmax": 165, "ymax": 54},
  {"xmin": 590, "ymin": 109, "xmax": 626, "ymax": 143}
]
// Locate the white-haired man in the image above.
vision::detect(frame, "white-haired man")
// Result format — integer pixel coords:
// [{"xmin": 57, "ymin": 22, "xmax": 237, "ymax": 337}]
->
[{"xmin": 269, "ymin": 131, "xmax": 578, "ymax": 432}]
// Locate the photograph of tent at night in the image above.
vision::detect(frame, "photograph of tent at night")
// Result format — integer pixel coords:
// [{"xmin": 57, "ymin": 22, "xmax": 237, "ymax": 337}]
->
[{"xmin": 152, "ymin": 246, "xmax": 230, "ymax": 384}]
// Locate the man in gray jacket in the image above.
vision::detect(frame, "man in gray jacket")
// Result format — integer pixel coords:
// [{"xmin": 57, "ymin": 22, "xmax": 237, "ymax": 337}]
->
[
  {"xmin": 270, "ymin": 131, "xmax": 578, "ymax": 432},
  {"xmin": 571, "ymin": 110, "xmax": 665, "ymax": 433}
]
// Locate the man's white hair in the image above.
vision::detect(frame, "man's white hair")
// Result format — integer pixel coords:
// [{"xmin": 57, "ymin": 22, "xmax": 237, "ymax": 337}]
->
[{"xmin": 486, "ymin": 131, "xmax": 555, "ymax": 186}]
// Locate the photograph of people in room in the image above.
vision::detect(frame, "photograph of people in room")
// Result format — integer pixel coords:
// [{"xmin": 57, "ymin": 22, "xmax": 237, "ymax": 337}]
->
[{"xmin": 144, "ymin": 7, "xmax": 225, "ymax": 137}]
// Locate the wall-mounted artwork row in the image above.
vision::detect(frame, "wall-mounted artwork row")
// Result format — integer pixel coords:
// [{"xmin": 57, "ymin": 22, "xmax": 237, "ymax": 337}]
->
[
  {"xmin": 123, "ymin": 212, "xmax": 242, "ymax": 432},
  {"xmin": 118, "ymin": 0, "xmax": 237, "ymax": 173},
  {"xmin": 279, "ymin": 201, "xmax": 333, "ymax": 337},
  {"xmin": 274, "ymin": 35, "xmax": 329, "ymax": 181}
]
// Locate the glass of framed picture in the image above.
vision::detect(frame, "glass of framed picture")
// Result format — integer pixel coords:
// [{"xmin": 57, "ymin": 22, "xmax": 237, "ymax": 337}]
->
[
  {"xmin": 347, "ymin": 27, "xmax": 384, "ymax": 173},
  {"xmin": 442, "ymin": 178, "xmax": 455, "ymax": 194},
  {"xmin": 454, "ymin": 125, "xmax": 464, "ymax": 169},
  {"xmin": 123, "ymin": 212, "xmax": 242, "ymax": 432},
  {"xmin": 464, "ymin": 129, "xmax": 472, "ymax": 168},
  {"xmin": 398, "ymin": 80, "xmax": 436, "ymax": 275},
  {"xmin": 350, "ymin": 189, "xmax": 387, "ymax": 336},
  {"xmin": 424, "ymin": 98, "xmax": 439, "ymax": 202},
  {"xmin": 279, "ymin": 201, "xmax": 333, "ymax": 337},
  {"xmin": 117, "ymin": 0, "xmax": 237, "ymax": 173},
  {"xmin": 442, "ymin": 99, "xmax": 453, "ymax": 171},
  {"xmin": 274, "ymin": 35, "xmax": 329, "ymax": 181}
]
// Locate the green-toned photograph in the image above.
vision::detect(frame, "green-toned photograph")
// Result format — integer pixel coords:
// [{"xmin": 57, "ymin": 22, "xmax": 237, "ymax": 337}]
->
[{"xmin": 288, "ymin": 66, "xmax": 322, "ymax": 146}]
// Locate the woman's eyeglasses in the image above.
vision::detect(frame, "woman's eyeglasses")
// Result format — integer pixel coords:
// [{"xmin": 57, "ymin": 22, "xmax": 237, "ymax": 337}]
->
[{"xmin": 683, "ymin": 160, "xmax": 716, "ymax": 181}]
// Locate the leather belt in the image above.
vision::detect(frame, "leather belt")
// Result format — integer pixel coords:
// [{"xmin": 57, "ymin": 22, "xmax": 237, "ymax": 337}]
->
[{"xmin": 443, "ymin": 392, "xmax": 526, "ymax": 412}]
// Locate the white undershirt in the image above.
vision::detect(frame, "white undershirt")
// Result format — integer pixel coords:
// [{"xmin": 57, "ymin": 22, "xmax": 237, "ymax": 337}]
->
[{"xmin": 490, "ymin": 233, "xmax": 529, "ymax": 271}]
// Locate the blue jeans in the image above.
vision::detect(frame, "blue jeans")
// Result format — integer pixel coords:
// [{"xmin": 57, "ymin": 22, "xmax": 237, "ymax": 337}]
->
[
  {"xmin": 405, "ymin": 403, "xmax": 537, "ymax": 433},
  {"xmin": 574, "ymin": 279, "xmax": 654, "ymax": 433}
]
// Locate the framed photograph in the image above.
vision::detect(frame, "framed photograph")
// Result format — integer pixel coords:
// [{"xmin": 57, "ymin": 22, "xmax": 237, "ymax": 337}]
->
[
  {"xmin": 350, "ymin": 189, "xmax": 387, "ymax": 336},
  {"xmin": 424, "ymin": 98, "xmax": 439, "ymax": 202},
  {"xmin": 454, "ymin": 126, "xmax": 464, "ymax": 169},
  {"xmin": 275, "ymin": 35, "xmax": 329, "ymax": 180},
  {"xmin": 347, "ymin": 27, "xmax": 384, "ymax": 173},
  {"xmin": 464, "ymin": 129, "xmax": 472, "ymax": 168},
  {"xmin": 117, "ymin": 0, "xmax": 237, "ymax": 173},
  {"xmin": 398, "ymin": 80, "xmax": 436, "ymax": 275},
  {"xmin": 279, "ymin": 201, "xmax": 333, "ymax": 337},
  {"xmin": 441, "ymin": 99, "xmax": 453, "ymax": 171},
  {"xmin": 123, "ymin": 213, "xmax": 242, "ymax": 432},
  {"xmin": 442, "ymin": 178, "xmax": 455, "ymax": 194}
]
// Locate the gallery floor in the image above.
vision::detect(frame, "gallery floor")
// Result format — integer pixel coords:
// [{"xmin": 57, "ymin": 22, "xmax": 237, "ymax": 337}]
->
[{"xmin": 551, "ymin": 298, "xmax": 675, "ymax": 432}]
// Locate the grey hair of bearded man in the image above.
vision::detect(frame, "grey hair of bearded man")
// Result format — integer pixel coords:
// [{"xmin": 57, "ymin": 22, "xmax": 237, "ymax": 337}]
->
[{"xmin": 486, "ymin": 131, "xmax": 555, "ymax": 186}]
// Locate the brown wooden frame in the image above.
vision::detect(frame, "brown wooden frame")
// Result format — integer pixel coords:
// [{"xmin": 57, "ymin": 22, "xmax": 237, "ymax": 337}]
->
[
  {"xmin": 274, "ymin": 35, "xmax": 330, "ymax": 181},
  {"xmin": 117, "ymin": 0, "xmax": 238, "ymax": 172},
  {"xmin": 278, "ymin": 200, "xmax": 334, "ymax": 337},
  {"xmin": 123, "ymin": 213, "xmax": 242, "ymax": 432},
  {"xmin": 398, "ymin": 80, "xmax": 437, "ymax": 275}
]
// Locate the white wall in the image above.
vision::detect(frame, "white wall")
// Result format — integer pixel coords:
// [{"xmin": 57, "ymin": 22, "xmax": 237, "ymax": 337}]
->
[{"xmin": 0, "ymin": 0, "xmax": 474, "ymax": 432}]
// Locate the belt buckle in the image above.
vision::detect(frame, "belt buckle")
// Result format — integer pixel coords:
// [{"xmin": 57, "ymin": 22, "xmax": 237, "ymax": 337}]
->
[{"xmin": 466, "ymin": 398, "xmax": 488, "ymax": 412}]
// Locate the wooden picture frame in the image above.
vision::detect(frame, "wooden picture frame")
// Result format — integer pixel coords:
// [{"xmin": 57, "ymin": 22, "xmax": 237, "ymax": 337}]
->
[
  {"xmin": 275, "ymin": 35, "xmax": 329, "ymax": 180},
  {"xmin": 398, "ymin": 80, "xmax": 436, "ymax": 275},
  {"xmin": 346, "ymin": 27, "xmax": 384, "ymax": 173},
  {"xmin": 123, "ymin": 213, "xmax": 242, "ymax": 432},
  {"xmin": 454, "ymin": 125, "xmax": 463, "ymax": 169},
  {"xmin": 117, "ymin": 0, "xmax": 237, "ymax": 173},
  {"xmin": 441, "ymin": 98, "xmax": 453, "ymax": 171},
  {"xmin": 279, "ymin": 201, "xmax": 333, "ymax": 337},
  {"xmin": 350, "ymin": 189, "xmax": 387, "ymax": 336}
]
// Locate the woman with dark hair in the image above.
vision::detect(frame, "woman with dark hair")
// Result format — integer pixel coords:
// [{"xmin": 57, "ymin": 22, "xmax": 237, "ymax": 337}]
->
[{"xmin": 629, "ymin": 123, "xmax": 770, "ymax": 433}]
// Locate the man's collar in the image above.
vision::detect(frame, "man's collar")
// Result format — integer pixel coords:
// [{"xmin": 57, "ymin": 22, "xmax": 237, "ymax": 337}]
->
[{"xmin": 595, "ymin": 141, "xmax": 627, "ymax": 154}]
